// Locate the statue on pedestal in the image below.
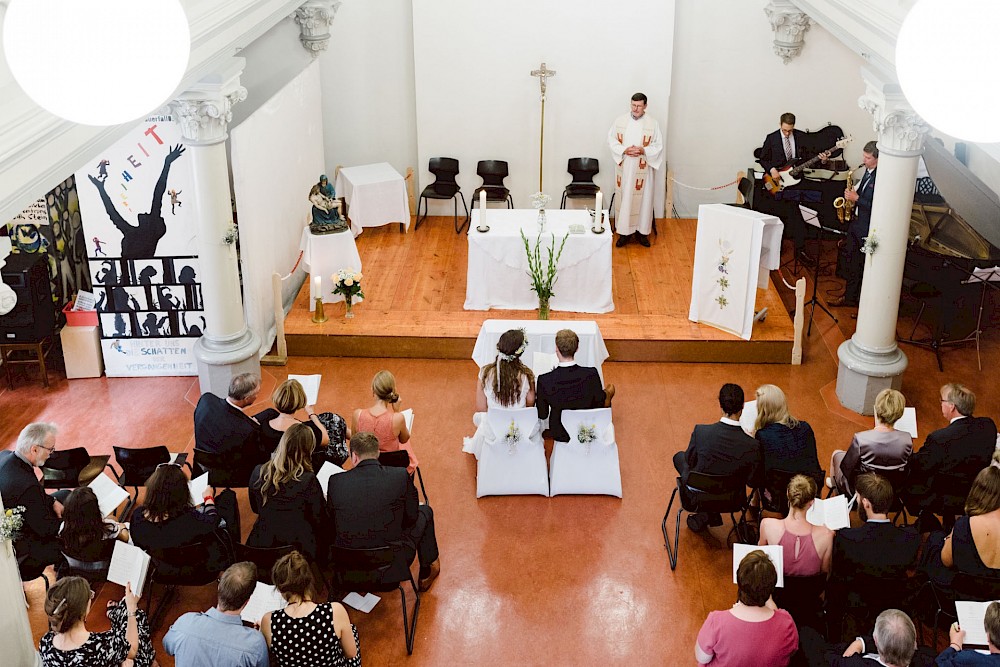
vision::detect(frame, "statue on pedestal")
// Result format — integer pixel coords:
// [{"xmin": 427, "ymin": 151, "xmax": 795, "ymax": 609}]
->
[{"xmin": 309, "ymin": 174, "xmax": 348, "ymax": 234}]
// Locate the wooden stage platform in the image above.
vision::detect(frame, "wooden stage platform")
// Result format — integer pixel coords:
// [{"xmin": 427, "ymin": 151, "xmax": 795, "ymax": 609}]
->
[{"xmin": 282, "ymin": 217, "xmax": 795, "ymax": 363}]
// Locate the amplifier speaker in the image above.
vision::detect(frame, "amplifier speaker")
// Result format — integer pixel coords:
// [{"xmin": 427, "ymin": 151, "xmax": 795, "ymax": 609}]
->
[{"xmin": 0, "ymin": 252, "xmax": 55, "ymax": 342}]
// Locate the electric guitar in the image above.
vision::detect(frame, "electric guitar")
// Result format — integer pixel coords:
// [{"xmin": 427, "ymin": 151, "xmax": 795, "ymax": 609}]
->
[{"xmin": 763, "ymin": 136, "xmax": 853, "ymax": 196}]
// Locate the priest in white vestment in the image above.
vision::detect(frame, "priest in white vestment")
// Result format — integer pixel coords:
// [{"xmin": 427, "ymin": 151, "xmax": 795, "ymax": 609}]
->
[{"xmin": 607, "ymin": 92, "xmax": 664, "ymax": 247}]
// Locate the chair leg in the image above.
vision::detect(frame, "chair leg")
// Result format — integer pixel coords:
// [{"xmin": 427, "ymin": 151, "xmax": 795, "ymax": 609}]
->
[
  {"xmin": 457, "ymin": 191, "xmax": 470, "ymax": 232},
  {"xmin": 414, "ymin": 467, "xmax": 428, "ymax": 504},
  {"xmin": 560, "ymin": 192, "xmax": 567, "ymax": 209},
  {"xmin": 662, "ymin": 488, "xmax": 680, "ymax": 570},
  {"xmin": 400, "ymin": 578, "xmax": 421, "ymax": 654},
  {"xmin": 507, "ymin": 195, "xmax": 513, "ymax": 209},
  {"xmin": 415, "ymin": 196, "xmax": 427, "ymax": 230}
]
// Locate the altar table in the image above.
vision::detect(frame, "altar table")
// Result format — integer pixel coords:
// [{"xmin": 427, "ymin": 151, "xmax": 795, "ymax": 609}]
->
[
  {"xmin": 464, "ymin": 209, "xmax": 613, "ymax": 313},
  {"xmin": 299, "ymin": 227, "xmax": 363, "ymax": 304}
]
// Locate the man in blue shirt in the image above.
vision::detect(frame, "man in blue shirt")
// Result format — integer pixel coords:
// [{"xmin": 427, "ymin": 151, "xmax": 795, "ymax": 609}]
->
[{"xmin": 164, "ymin": 561, "xmax": 270, "ymax": 667}]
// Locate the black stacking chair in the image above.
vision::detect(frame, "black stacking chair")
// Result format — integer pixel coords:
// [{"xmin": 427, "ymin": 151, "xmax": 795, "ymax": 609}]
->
[
  {"xmin": 111, "ymin": 446, "xmax": 189, "ymax": 519},
  {"xmin": 233, "ymin": 543, "xmax": 296, "ymax": 585},
  {"xmin": 379, "ymin": 450, "xmax": 427, "ymax": 504},
  {"xmin": 560, "ymin": 158, "xmax": 601, "ymax": 209},
  {"xmin": 145, "ymin": 537, "xmax": 227, "ymax": 630},
  {"xmin": 416, "ymin": 157, "xmax": 469, "ymax": 234},
  {"xmin": 471, "ymin": 160, "xmax": 514, "ymax": 211},
  {"xmin": 330, "ymin": 544, "xmax": 420, "ymax": 654},
  {"xmin": 40, "ymin": 448, "xmax": 93, "ymax": 489},
  {"xmin": 193, "ymin": 448, "xmax": 253, "ymax": 492},
  {"xmin": 662, "ymin": 470, "xmax": 754, "ymax": 570},
  {"xmin": 726, "ymin": 176, "xmax": 755, "ymax": 210},
  {"xmin": 760, "ymin": 468, "xmax": 825, "ymax": 516}
]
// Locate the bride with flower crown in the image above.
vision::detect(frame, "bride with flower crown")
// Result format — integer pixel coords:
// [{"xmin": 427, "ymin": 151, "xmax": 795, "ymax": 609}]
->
[{"xmin": 462, "ymin": 328, "xmax": 536, "ymax": 459}]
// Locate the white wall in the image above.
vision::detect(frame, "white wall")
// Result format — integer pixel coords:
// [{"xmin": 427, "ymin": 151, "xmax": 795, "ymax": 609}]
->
[
  {"xmin": 321, "ymin": 0, "xmax": 418, "ymax": 184},
  {"xmin": 231, "ymin": 62, "xmax": 324, "ymax": 356},
  {"xmin": 667, "ymin": 0, "xmax": 876, "ymax": 216},
  {"xmin": 412, "ymin": 0, "xmax": 675, "ymax": 216}
]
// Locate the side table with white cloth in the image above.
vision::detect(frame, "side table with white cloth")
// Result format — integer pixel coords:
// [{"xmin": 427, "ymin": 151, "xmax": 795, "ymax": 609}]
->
[
  {"xmin": 335, "ymin": 162, "xmax": 411, "ymax": 234},
  {"xmin": 688, "ymin": 204, "xmax": 783, "ymax": 340},
  {"xmin": 464, "ymin": 209, "xmax": 613, "ymax": 313},
  {"xmin": 472, "ymin": 319, "xmax": 609, "ymax": 384},
  {"xmin": 299, "ymin": 227, "xmax": 363, "ymax": 304}
]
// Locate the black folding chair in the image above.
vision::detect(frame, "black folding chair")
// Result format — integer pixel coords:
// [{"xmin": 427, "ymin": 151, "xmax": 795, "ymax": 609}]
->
[
  {"xmin": 145, "ymin": 537, "xmax": 227, "ymax": 630},
  {"xmin": 40, "ymin": 447, "xmax": 92, "ymax": 489},
  {"xmin": 379, "ymin": 450, "xmax": 427, "ymax": 504},
  {"xmin": 759, "ymin": 468, "xmax": 825, "ymax": 516},
  {"xmin": 416, "ymin": 157, "xmax": 469, "ymax": 233},
  {"xmin": 111, "ymin": 446, "xmax": 189, "ymax": 519},
  {"xmin": 560, "ymin": 158, "xmax": 600, "ymax": 209},
  {"xmin": 193, "ymin": 448, "xmax": 254, "ymax": 492},
  {"xmin": 233, "ymin": 543, "xmax": 296, "ymax": 586},
  {"xmin": 471, "ymin": 160, "xmax": 514, "ymax": 211},
  {"xmin": 330, "ymin": 544, "xmax": 420, "ymax": 654},
  {"xmin": 662, "ymin": 470, "xmax": 753, "ymax": 570}
]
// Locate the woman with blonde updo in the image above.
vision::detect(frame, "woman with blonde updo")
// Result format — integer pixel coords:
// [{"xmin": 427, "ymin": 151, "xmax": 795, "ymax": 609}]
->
[
  {"xmin": 255, "ymin": 378, "xmax": 351, "ymax": 465},
  {"xmin": 829, "ymin": 388, "xmax": 912, "ymax": 496},
  {"xmin": 463, "ymin": 328, "xmax": 536, "ymax": 459},
  {"xmin": 753, "ymin": 384, "xmax": 821, "ymax": 478},
  {"xmin": 353, "ymin": 370, "xmax": 417, "ymax": 473},
  {"xmin": 39, "ymin": 576, "xmax": 154, "ymax": 666},
  {"xmin": 759, "ymin": 474, "xmax": 834, "ymax": 576}
]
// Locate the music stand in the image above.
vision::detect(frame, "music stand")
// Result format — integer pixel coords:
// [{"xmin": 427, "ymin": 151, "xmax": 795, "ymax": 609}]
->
[
  {"xmin": 900, "ymin": 264, "xmax": 1000, "ymax": 371},
  {"xmin": 800, "ymin": 206, "xmax": 846, "ymax": 336}
]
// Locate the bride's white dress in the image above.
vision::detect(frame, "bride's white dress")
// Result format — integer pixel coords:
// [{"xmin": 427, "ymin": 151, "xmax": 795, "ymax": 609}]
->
[{"xmin": 462, "ymin": 370, "xmax": 534, "ymax": 459}]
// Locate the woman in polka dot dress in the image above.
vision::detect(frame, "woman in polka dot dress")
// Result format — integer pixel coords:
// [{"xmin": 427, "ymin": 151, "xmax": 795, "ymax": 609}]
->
[{"xmin": 262, "ymin": 551, "xmax": 361, "ymax": 667}]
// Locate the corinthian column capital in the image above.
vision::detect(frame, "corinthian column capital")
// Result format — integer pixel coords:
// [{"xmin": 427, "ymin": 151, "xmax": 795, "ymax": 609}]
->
[
  {"xmin": 169, "ymin": 58, "xmax": 247, "ymax": 146},
  {"xmin": 294, "ymin": 0, "xmax": 342, "ymax": 57},
  {"xmin": 764, "ymin": 0, "xmax": 811, "ymax": 64},
  {"xmin": 858, "ymin": 66, "xmax": 929, "ymax": 156}
]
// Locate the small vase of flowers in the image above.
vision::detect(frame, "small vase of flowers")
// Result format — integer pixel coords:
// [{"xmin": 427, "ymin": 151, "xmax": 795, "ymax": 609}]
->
[{"xmin": 332, "ymin": 268, "xmax": 364, "ymax": 319}]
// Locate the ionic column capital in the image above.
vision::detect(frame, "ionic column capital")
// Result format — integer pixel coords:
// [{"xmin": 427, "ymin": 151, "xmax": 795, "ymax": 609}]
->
[
  {"xmin": 858, "ymin": 66, "xmax": 930, "ymax": 156},
  {"xmin": 169, "ymin": 58, "xmax": 247, "ymax": 146},
  {"xmin": 764, "ymin": 0, "xmax": 812, "ymax": 64},
  {"xmin": 293, "ymin": 0, "xmax": 342, "ymax": 57}
]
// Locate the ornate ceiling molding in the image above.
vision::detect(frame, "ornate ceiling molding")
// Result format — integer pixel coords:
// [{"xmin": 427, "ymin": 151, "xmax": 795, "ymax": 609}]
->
[
  {"xmin": 765, "ymin": 0, "xmax": 812, "ymax": 64},
  {"xmin": 293, "ymin": 0, "xmax": 342, "ymax": 57}
]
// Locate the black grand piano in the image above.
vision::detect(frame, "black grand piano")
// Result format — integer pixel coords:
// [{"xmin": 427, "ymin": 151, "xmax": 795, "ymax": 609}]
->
[{"xmin": 901, "ymin": 139, "xmax": 1000, "ymax": 370}]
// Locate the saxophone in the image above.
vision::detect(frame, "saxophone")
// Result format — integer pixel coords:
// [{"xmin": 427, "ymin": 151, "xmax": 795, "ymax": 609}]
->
[{"xmin": 833, "ymin": 164, "xmax": 861, "ymax": 224}]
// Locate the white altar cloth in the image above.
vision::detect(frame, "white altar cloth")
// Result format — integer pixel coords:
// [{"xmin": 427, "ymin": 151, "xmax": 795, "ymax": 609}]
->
[
  {"xmin": 335, "ymin": 162, "xmax": 411, "ymax": 233},
  {"xmin": 464, "ymin": 209, "xmax": 613, "ymax": 313},
  {"xmin": 299, "ymin": 227, "xmax": 363, "ymax": 304},
  {"xmin": 471, "ymin": 319, "xmax": 609, "ymax": 383}
]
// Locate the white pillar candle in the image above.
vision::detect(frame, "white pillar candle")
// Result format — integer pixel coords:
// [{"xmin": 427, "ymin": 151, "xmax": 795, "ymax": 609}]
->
[
  {"xmin": 595, "ymin": 191, "xmax": 603, "ymax": 230},
  {"xmin": 313, "ymin": 275, "xmax": 321, "ymax": 300},
  {"xmin": 479, "ymin": 189, "xmax": 487, "ymax": 228}
]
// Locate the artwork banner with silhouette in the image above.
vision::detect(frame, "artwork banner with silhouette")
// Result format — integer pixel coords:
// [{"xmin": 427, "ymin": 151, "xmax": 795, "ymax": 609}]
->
[{"xmin": 75, "ymin": 115, "xmax": 202, "ymax": 377}]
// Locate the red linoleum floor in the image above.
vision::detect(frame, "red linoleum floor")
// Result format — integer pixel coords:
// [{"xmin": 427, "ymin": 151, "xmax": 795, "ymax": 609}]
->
[{"xmin": 4, "ymin": 258, "xmax": 1000, "ymax": 665}]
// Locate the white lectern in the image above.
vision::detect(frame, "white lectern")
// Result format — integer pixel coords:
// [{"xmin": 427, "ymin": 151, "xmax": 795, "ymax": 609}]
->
[{"xmin": 688, "ymin": 204, "xmax": 783, "ymax": 340}]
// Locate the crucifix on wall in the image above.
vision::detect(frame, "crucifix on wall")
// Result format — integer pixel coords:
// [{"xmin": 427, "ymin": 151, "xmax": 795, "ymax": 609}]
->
[{"xmin": 530, "ymin": 62, "xmax": 556, "ymax": 192}]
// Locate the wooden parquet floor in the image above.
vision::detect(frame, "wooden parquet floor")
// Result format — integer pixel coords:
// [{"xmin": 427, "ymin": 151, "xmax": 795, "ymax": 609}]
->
[{"xmin": 283, "ymin": 216, "xmax": 795, "ymax": 362}]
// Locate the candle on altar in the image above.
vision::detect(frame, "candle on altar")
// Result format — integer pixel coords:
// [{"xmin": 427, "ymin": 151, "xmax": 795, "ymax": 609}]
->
[
  {"xmin": 313, "ymin": 275, "xmax": 321, "ymax": 300},
  {"xmin": 595, "ymin": 192, "xmax": 603, "ymax": 230}
]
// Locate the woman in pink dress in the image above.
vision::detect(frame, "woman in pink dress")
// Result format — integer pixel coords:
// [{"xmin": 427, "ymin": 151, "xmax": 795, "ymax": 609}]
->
[{"xmin": 352, "ymin": 370, "xmax": 417, "ymax": 473}]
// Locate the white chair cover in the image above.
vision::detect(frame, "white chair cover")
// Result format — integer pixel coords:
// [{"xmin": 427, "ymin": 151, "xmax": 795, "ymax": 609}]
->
[
  {"xmin": 549, "ymin": 408, "xmax": 622, "ymax": 498},
  {"xmin": 477, "ymin": 407, "xmax": 548, "ymax": 497}
]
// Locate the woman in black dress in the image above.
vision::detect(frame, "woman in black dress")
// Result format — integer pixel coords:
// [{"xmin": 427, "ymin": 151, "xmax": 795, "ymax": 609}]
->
[
  {"xmin": 59, "ymin": 486, "xmax": 130, "ymax": 575},
  {"xmin": 254, "ymin": 378, "xmax": 350, "ymax": 466},
  {"xmin": 753, "ymin": 384, "xmax": 821, "ymax": 476},
  {"xmin": 39, "ymin": 576, "xmax": 155, "ymax": 667},
  {"xmin": 248, "ymin": 423, "xmax": 328, "ymax": 562},
  {"xmin": 130, "ymin": 464, "xmax": 230, "ymax": 572}
]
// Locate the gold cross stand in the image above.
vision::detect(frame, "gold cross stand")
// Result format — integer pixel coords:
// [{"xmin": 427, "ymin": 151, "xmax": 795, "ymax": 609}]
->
[{"xmin": 530, "ymin": 62, "xmax": 556, "ymax": 192}]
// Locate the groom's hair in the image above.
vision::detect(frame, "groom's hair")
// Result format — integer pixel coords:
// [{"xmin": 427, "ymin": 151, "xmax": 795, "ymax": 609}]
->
[{"xmin": 631, "ymin": 92, "xmax": 647, "ymax": 104}]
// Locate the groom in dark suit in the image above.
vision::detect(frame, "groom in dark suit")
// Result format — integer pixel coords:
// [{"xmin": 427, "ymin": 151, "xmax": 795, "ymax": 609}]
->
[
  {"xmin": 673, "ymin": 383, "xmax": 761, "ymax": 532},
  {"xmin": 535, "ymin": 329, "xmax": 615, "ymax": 442}
]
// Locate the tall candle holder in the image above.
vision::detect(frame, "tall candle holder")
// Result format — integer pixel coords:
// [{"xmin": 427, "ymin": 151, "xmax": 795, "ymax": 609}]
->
[{"xmin": 311, "ymin": 296, "xmax": 328, "ymax": 323}]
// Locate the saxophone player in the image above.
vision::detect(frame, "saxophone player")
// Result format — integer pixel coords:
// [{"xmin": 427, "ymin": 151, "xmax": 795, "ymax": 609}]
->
[{"xmin": 830, "ymin": 141, "xmax": 879, "ymax": 308}]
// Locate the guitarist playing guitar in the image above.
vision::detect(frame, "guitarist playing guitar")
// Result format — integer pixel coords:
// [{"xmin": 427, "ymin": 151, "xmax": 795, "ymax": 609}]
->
[{"xmin": 756, "ymin": 112, "xmax": 841, "ymax": 266}]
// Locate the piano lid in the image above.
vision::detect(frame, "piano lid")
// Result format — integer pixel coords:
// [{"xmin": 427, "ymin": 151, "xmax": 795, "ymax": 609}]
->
[{"xmin": 922, "ymin": 139, "xmax": 1000, "ymax": 250}]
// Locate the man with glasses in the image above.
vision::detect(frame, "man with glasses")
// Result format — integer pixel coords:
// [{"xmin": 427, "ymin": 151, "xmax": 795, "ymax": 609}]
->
[
  {"xmin": 0, "ymin": 422, "xmax": 65, "ymax": 579},
  {"xmin": 904, "ymin": 383, "xmax": 997, "ymax": 528}
]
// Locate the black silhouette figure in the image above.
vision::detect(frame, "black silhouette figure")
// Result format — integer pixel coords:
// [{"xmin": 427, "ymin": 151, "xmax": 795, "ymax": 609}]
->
[
  {"xmin": 95, "ymin": 291, "xmax": 107, "ymax": 312},
  {"xmin": 141, "ymin": 312, "xmax": 170, "ymax": 337},
  {"xmin": 112, "ymin": 313, "xmax": 128, "ymax": 337},
  {"xmin": 182, "ymin": 312, "xmax": 206, "ymax": 336},
  {"xmin": 138, "ymin": 265, "xmax": 159, "ymax": 285},
  {"xmin": 156, "ymin": 285, "xmax": 181, "ymax": 310},
  {"xmin": 94, "ymin": 261, "xmax": 118, "ymax": 286},
  {"xmin": 110, "ymin": 287, "xmax": 140, "ymax": 312},
  {"xmin": 88, "ymin": 144, "xmax": 185, "ymax": 258}
]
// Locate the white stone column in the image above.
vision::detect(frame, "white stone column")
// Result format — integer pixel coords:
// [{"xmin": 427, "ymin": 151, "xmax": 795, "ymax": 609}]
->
[
  {"xmin": 170, "ymin": 58, "xmax": 261, "ymax": 397},
  {"xmin": 836, "ymin": 67, "xmax": 930, "ymax": 414},
  {"xmin": 0, "ymin": 493, "xmax": 42, "ymax": 667}
]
